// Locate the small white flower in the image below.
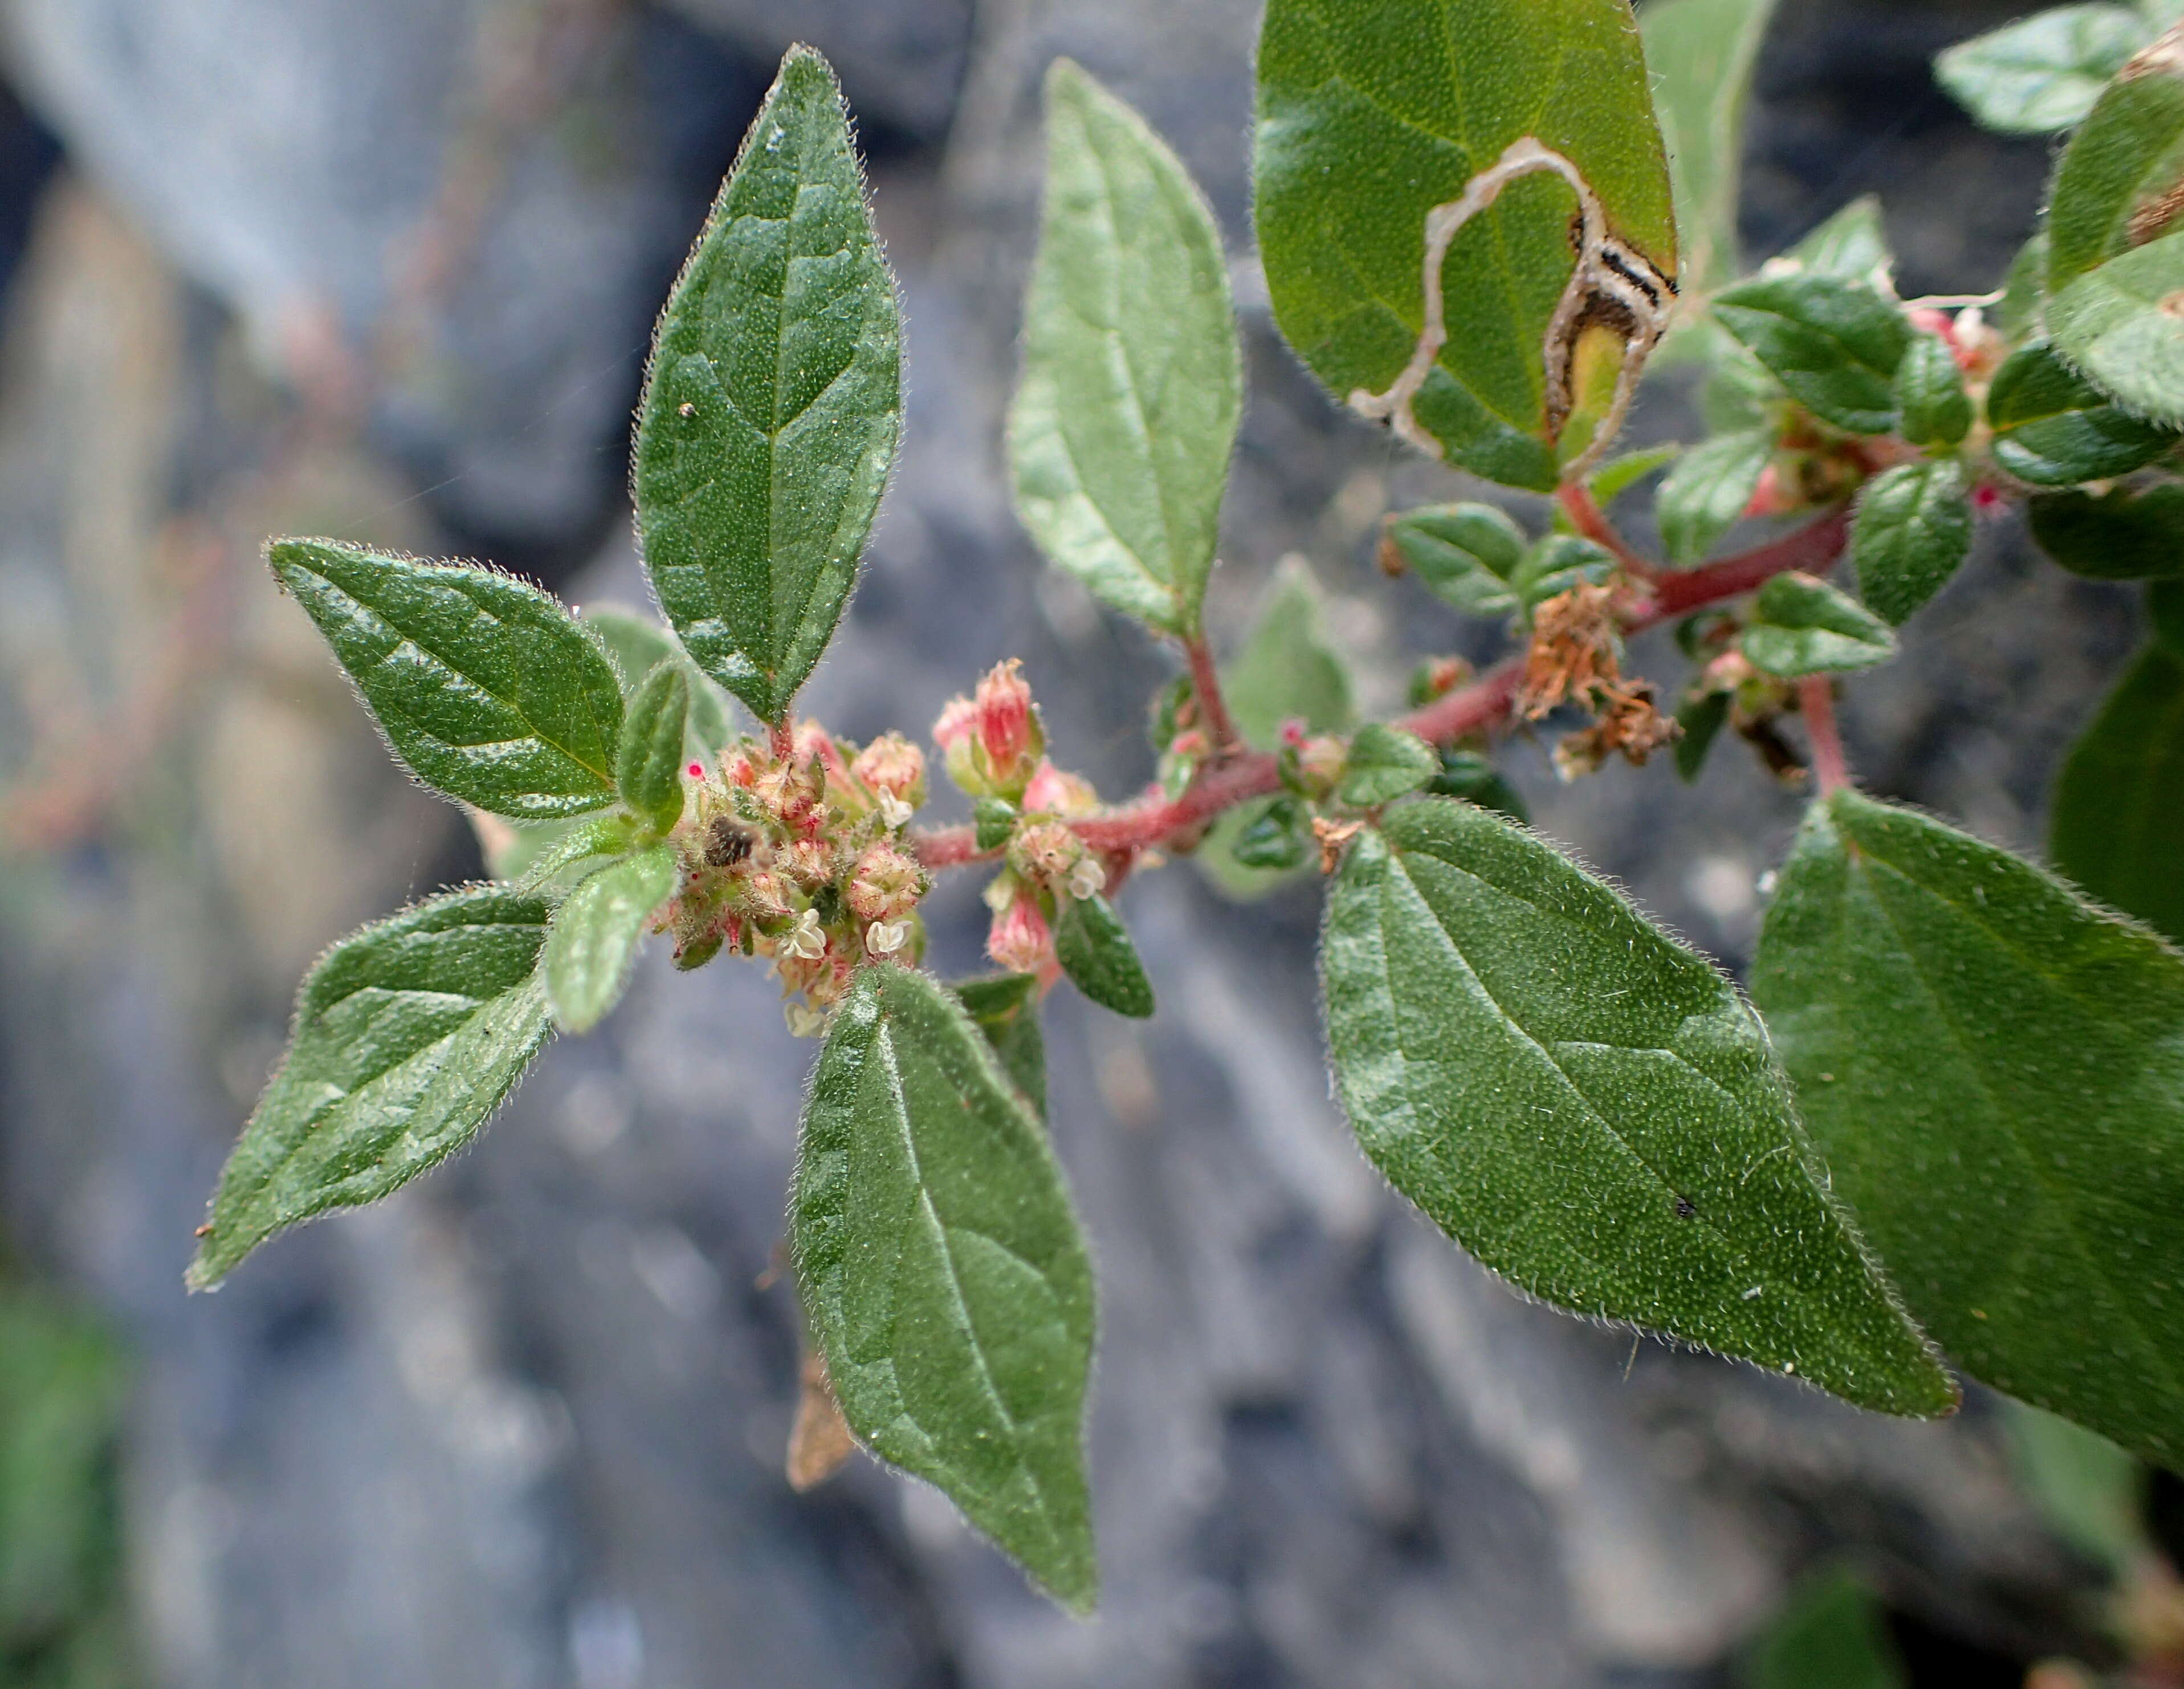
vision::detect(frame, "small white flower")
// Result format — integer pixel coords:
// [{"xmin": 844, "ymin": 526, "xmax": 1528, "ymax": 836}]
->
[
  {"xmin": 784, "ymin": 1002, "xmax": 827, "ymax": 1038},
  {"xmin": 866, "ymin": 919, "xmax": 909, "ymax": 957},
  {"xmin": 877, "ymin": 791, "xmax": 913, "ymax": 829},
  {"xmin": 781, "ymin": 909, "xmax": 826, "ymax": 961},
  {"xmin": 1067, "ymin": 856, "xmax": 1107, "ymax": 900}
]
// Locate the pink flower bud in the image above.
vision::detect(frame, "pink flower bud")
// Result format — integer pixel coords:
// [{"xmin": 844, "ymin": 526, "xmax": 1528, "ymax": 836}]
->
[
  {"xmin": 851, "ymin": 732, "xmax": 926, "ymax": 805},
  {"xmin": 780, "ymin": 838, "xmax": 834, "ymax": 890},
  {"xmin": 987, "ymin": 891, "xmax": 1053, "ymax": 976},
  {"xmin": 973, "ymin": 660, "xmax": 1038, "ymax": 776},
  {"xmin": 1021, "ymin": 758, "xmax": 1095, "ymax": 817},
  {"xmin": 846, "ymin": 841, "xmax": 924, "ymax": 924},
  {"xmin": 793, "ymin": 720, "xmax": 849, "ymax": 785},
  {"xmin": 1280, "ymin": 719, "xmax": 1310, "ymax": 750}
]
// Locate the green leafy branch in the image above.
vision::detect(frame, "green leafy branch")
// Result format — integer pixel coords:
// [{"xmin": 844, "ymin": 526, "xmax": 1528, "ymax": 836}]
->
[{"xmin": 180, "ymin": 0, "xmax": 2184, "ymax": 1614}]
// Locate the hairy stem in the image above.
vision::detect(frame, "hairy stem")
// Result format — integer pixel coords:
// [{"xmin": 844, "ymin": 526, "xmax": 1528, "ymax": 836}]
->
[
  {"xmin": 910, "ymin": 507, "xmax": 1852, "ymax": 875},
  {"xmin": 1800, "ymin": 676, "xmax": 1850, "ymax": 796},
  {"xmin": 1183, "ymin": 634, "xmax": 1240, "ymax": 753},
  {"xmin": 1558, "ymin": 483, "xmax": 1654, "ymax": 581}
]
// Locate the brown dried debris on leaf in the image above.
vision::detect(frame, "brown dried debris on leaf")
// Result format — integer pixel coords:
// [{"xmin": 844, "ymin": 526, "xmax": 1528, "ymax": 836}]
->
[
  {"xmin": 1519, "ymin": 585, "xmax": 1678, "ymax": 777},
  {"xmin": 1553, "ymin": 679, "xmax": 1679, "ymax": 780},
  {"xmin": 1518, "ymin": 583, "xmax": 1621, "ymax": 719},
  {"xmin": 787, "ymin": 1351, "xmax": 857, "ymax": 1492}
]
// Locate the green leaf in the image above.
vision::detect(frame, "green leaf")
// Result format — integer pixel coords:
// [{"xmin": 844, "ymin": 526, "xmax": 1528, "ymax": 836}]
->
[
  {"xmin": 1339, "ymin": 723, "xmax": 1439, "ymax": 807},
  {"xmin": 268, "ymin": 539, "xmax": 623, "ymax": 820},
  {"xmin": 540, "ymin": 846, "xmax": 679, "ymax": 1035},
  {"xmin": 1894, "ymin": 333, "xmax": 1974, "ymax": 447},
  {"xmin": 1200, "ymin": 558, "xmax": 1355, "ymax": 900},
  {"xmin": 632, "ymin": 47, "xmax": 902, "ymax": 725},
  {"xmin": 1676, "ymin": 688, "xmax": 1733, "ymax": 782},
  {"xmin": 1936, "ymin": 5, "xmax": 2150, "ymax": 135},
  {"xmin": 1998, "ymin": 231, "xmax": 2052, "ymax": 341},
  {"xmin": 1784, "ymin": 194, "xmax": 1894, "ymax": 284},
  {"xmin": 1713, "ymin": 274, "xmax": 1913, "ymax": 434},
  {"xmin": 1254, "ymin": 0, "xmax": 1677, "ymax": 488},
  {"xmin": 1741, "ymin": 1569, "xmax": 1908, "ymax": 1689},
  {"xmin": 1587, "ymin": 442, "xmax": 1683, "ymax": 505},
  {"xmin": 2047, "ymin": 25, "xmax": 2184, "ymax": 295},
  {"xmin": 792, "ymin": 966, "xmax": 1097, "ymax": 1609},
  {"xmin": 2049, "ymin": 228, "xmax": 2184, "ymax": 427},
  {"xmin": 1321, "ymin": 799, "xmax": 1953, "ymax": 1413},
  {"xmin": 582, "ymin": 605, "xmax": 736, "ymax": 765},
  {"xmin": 2006, "ymin": 1402, "xmax": 2149, "ymax": 1575},
  {"xmin": 1514, "ymin": 534, "xmax": 1617, "ymax": 609},
  {"xmin": 1054, "ymin": 894, "xmax": 1156, "ymax": 1019},
  {"xmin": 1223, "ymin": 557, "xmax": 1357, "ymax": 751},
  {"xmin": 2028, "ymin": 482, "xmax": 2184, "ymax": 577},
  {"xmin": 190, "ymin": 888, "xmax": 553, "ymax": 1288},
  {"xmin": 1230, "ymin": 794, "xmax": 1313, "ymax": 872},
  {"xmin": 952, "ymin": 974, "xmax": 1049, "ymax": 1118},
  {"xmin": 2052, "ymin": 638, "xmax": 2184, "ymax": 944},
  {"xmin": 1644, "ymin": 0, "xmax": 1779, "ymax": 297},
  {"xmin": 1423, "ymin": 748, "xmax": 1530, "ymax": 822},
  {"xmin": 1008, "ymin": 60, "xmax": 1242, "ymax": 637},
  {"xmin": 974, "ymin": 799, "xmax": 1018, "ymax": 852},
  {"xmin": 1852, "ymin": 458, "xmax": 1974, "ymax": 626},
  {"xmin": 615, "ymin": 662, "xmax": 691, "ymax": 836},
  {"xmin": 495, "ymin": 815, "xmax": 634, "ymax": 895},
  {"xmin": 2157, "ymin": 576, "xmax": 2184, "ymax": 650},
  {"xmin": 1657, "ymin": 427, "xmax": 1773, "ymax": 566},
  {"xmin": 1986, "ymin": 339, "xmax": 2177, "ymax": 484},
  {"xmin": 1742, "ymin": 571, "xmax": 1898, "ymax": 676},
  {"xmin": 1753, "ymin": 789, "xmax": 2184, "ymax": 1467},
  {"xmin": 1387, "ymin": 503, "xmax": 1525, "ymax": 618}
]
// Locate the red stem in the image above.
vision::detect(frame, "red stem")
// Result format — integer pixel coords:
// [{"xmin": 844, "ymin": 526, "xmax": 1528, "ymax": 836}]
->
[
  {"xmin": 770, "ymin": 717, "xmax": 796, "ymax": 764},
  {"xmin": 1800, "ymin": 676, "xmax": 1850, "ymax": 795},
  {"xmin": 910, "ymin": 508, "xmax": 1852, "ymax": 874},
  {"xmin": 1558, "ymin": 483, "xmax": 1655, "ymax": 581},
  {"xmin": 1184, "ymin": 634, "xmax": 1240, "ymax": 753}
]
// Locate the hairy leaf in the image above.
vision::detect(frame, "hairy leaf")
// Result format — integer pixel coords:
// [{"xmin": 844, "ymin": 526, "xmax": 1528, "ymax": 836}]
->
[
  {"xmin": 1937, "ymin": 5, "xmax": 2150, "ymax": 134},
  {"xmin": 793, "ymin": 966, "xmax": 1097, "ymax": 1609},
  {"xmin": 268, "ymin": 539, "xmax": 623, "ymax": 820},
  {"xmin": 541, "ymin": 846, "xmax": 679, "ymax": 1035},
  {"xmin": 1424, "ymin": 748, "xmax": 1530, "ymax": 822},
  {"xmin": 1894, "ymin": 333, "xmax": 1974, "ymax": 447},
  {"xmin": 2047, "ymin": 25, "xmax": 2184, "ymax": 295},
  {"xmin": 2052, "ymin": 639, "xmax": 2184, "ymax": 944},
  {"xmin": 633, "ymin": 47, "xmax": 902, "ymax": 724},
  {"xmin": 1009, "ymin": 60, "xmax": 1241, "ymax": 637},
  {"xmin": 2028, "ymin": 482, "xmax": 2184, "ymax": 577},
  {"xmin": 1657, "ymin": 427, "xmax": 1772, "ymax": 565},
  {"xmin": 1321, "ymin": 799, "xmax": 1953, "ymax": 1414},
  {"xmin": 1588, "ymin": 442, "xmax": 1683, "ymax": 505},
  {"xmin": 1853, "ymin": 459, "xmax": 1974, "ymax": 626},
  {"xmin": 583, "ymin": 606, "xmax": 736, "ymax": 765},
  {"xmin": 952, "ymin": 974, "xmax": 1048, "ymax": 1119},
  {"xmin": 1742, "ymin": 572, "xmax": 1898, "ymax": 676},
  {"xmin": 1644, "ymin": 0, "xmax": 1779, "ymax": 296},
  {"xmin": 1230, "ymin": 796, "xmax": 1314, "ymax": 871},
  {"xmin": 1676, "ymin": 688, "xmax": 1733, "ymax": 782},
  {"xmin": 191, "ymin": 888, "xmax": 552, "ymax": 1287},
  {"xmin": 1754, "ymin": 789, "xmax": 2184, "ymax": 1467},
  {"xmin": 1998, "ymin": 232, "xmax": 2052, "ymax": 341},
  {"xmin": 1388, "ymin": 504, "xmax": 1525, "ymax": 618},
  {"xmin": 616, "ymin": 663, "xmax": 692, "ymax": 836},
  {"xmin": 1786, "ymin": 194, "xmax": 1893, "ymax": 284},
  {"xmin": 1515, "ymin": 535, "xmax": 1617, "ymax": 610},
  {"xmin": 1254, "ymin": 0, "xmax": 1676, "ymax": 488},
  {"xmin": 2049, "ymin": 228, "xmax": 2184, "ymax": 427},
  {"xmin": 1714, "ymin": 274, "xmax": 1913, "ymax": 434},
  {"xmin": 1054, "ymin": 894, "xmax": 1156, "ymax": 1019},
  {"xmin": 1339, "ymin": 724, "xmax": 1439, "ymax": 807},
  {"xmin": 1986, "ymin": 340, "xmax": 2176, "ymax": 484}
]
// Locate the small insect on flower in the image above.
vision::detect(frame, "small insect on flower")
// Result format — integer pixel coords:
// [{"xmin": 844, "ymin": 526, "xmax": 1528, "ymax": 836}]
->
[{"xmin": 703, "ymin": 815, "xmax": 756, "ymax": 867}]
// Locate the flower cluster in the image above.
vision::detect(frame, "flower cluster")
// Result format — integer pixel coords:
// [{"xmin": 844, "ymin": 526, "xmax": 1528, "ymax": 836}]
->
[
  {"xmin": 665, "ymin": 723, "xmax": 932, "ymax": 1035},
  {"xmin": 934, "ymin": 661, "xmax": 1110, "ymax": 980}
]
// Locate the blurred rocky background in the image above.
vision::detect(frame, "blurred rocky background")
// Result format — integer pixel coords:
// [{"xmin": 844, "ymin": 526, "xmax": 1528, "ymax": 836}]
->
[{"xmin": 0, "ymin": 0, "xmax": 2163, "ymax": 1685}]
